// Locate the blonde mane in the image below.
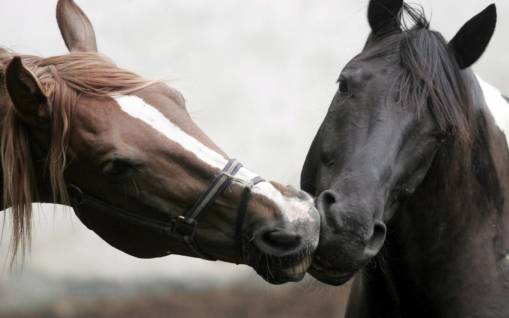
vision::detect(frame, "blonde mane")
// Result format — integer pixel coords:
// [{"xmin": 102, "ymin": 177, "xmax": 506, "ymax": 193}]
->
[{"xmin": 0, "ymin": 50, "xmax": 154, "ymax": 262}]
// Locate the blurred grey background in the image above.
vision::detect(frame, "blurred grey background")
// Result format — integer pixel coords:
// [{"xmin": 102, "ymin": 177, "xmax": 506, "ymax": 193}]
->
[{"xmin": 0, "ymin": 0, "xmax": 507, "ymax": 317}]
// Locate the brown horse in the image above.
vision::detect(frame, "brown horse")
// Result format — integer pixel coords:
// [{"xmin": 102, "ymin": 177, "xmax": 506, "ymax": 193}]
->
[{"xmin": 0, "ymin": 0, "xmax": 320, "ymax": 284}]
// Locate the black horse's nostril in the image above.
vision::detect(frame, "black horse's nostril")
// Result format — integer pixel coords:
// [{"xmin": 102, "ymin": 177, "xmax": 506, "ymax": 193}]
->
[
  {"xmin": 364, "ymin": 221, "xmax": 387, "ymax": 258},
  {"xmin": 318, "ymin": 190, "xmax": 340, "ymax": 210},
  {"xmin": 254, "ymin": 228, "xmax": 302, "ymax": 256}
]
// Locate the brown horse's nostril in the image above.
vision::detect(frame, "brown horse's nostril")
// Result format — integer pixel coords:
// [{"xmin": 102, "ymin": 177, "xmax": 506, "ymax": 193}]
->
[
  {"xmin": 264, "ymin": 229, "xmax": 302, "ymax": 249},
  {"xmin": 254, "ymin": 228, "xmax": 302, "ymax": 256}
]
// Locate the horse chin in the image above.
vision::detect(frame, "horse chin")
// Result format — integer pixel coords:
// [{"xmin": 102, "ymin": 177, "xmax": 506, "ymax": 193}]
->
[
  {"xmin": 256, "ymin": 268, "xmax": 307, "ymax": 285},
  {"xmin": 308, "ymin": 258, "xmax": 356, "ymax": 286}
]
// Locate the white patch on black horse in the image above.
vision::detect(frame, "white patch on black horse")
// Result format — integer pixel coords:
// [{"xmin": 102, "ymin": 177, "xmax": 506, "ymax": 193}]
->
[{"xmin": 476, "ymin": 75, "xmax": 509, "ymax": 146}]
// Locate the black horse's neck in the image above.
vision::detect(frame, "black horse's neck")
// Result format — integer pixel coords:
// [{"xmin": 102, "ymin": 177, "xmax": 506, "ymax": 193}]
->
[{"xmin": 351, "ymin": 74, "xmax": 509, "ymax": 318}]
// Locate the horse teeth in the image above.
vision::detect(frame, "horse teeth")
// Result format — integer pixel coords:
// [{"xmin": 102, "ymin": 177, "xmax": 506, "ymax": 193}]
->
[{"xmin": 284, "ymin": 257, "xmax": 312, "ymax": 276}]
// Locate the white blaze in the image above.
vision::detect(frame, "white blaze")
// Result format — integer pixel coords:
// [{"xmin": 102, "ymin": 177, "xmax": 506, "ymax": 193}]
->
[
  {"xmin": 114, "ymin": 95, "xmax": 227, "ymax": 170},
  {"xmin": 476, "ymin": 75, "xmax": 509, "ymax": 146},
  {"xmin": 114, "ymin": 95, "xmax": 314, "ymax": 223}
]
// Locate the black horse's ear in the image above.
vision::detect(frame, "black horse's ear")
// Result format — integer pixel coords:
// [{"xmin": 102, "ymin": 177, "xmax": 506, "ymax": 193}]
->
[
  {"xmin": 449, "ymin": 4, "xmax": 497, "ymax": 69},
  {"xmin": 368, "ymin": 0, "xmax": 404, "ymax": 35},
  {"xmin": 5, "ymin": 57, "xmax": 50, "ymax": 123},
  {"xmin": 56, "ymin": 0, "xmax": 98, "ymax": 52}
]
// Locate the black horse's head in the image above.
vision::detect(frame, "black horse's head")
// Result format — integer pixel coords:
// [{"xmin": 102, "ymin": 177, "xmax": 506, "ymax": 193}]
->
[{"xmin": 302, "ymin": 0, "xmax": 497, "ymax": 285}]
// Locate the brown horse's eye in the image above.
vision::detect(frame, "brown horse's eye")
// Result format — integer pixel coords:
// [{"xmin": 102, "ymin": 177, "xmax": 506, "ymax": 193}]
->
[{"xmin": 102, "ymin": 159, "xmax": 136, "ymax": 177}]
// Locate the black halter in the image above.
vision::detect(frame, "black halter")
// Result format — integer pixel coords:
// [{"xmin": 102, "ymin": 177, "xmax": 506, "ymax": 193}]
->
[{"xmin": 68, "ymin": 159, "xmax": 264, "ymax": 262}]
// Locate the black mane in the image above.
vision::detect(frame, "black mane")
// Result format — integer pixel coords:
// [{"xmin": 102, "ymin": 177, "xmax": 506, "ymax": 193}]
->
[{"xmin": 366, "ymin": 4, "xmax": 475, "ymax": 147}]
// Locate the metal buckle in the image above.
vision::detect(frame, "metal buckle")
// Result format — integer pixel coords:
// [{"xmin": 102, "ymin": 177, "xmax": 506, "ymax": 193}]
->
[{"xmin": 172, "ymin": 216, "xmax": 197, "ymax": 238}]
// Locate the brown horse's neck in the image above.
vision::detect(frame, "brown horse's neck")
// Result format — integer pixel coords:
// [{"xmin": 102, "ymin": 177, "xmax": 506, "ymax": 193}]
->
[{"xmin": 354, "ymin": 100, "xmax": 509, "ymax": 317}]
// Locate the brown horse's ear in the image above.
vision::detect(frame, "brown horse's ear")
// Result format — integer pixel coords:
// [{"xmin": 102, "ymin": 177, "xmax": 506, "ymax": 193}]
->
[
  {"xmin": 56, "ymin": 0, "xmax": 98, "ymax": 52},
  {"xmin": 5, "ymin": 57, "xmax": 50, "ymax": 123},
  {"xmin": 449, "ymin": 4, "xmax": 497, "ymax": 69},
  {"xmin": 368, "ymin": 0, "xmax": 403, "ymax": 36}
]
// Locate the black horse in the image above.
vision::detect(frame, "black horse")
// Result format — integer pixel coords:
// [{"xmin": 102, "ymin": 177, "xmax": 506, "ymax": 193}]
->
[{"xmin": 302, "ymin": 0, "xmax": 509, "ymax": 317}]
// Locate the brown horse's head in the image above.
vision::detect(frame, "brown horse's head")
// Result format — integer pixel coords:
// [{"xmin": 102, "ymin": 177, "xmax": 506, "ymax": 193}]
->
[{"xmin": 1, "ymin": 0, "xmax": 319, "ymax": 284}]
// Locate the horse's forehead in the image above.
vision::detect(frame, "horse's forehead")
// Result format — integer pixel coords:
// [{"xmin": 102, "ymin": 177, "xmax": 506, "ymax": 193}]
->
[
  {"xmin": 72, "ymin": 83, "xmax": 228, "ymax": 166},
  {"xmin": 131, "ymin": 83, "xmax": 188, "ymax": 123},
  {"xmin": 354, "ymin": 53, "xmax": 392, "ymax": 71},
  {"xmin": 77, "ymin": 83, "xmax": 187, "ymax": 129}
]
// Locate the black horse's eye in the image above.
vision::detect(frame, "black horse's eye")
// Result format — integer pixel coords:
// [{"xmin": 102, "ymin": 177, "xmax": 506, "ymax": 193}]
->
[
  {"xmin": 321, "ymin": 151, "xmax": 336, "ymax": 167},
  {"xmin": 102, "ymin": 159, "xmax": 136, "ymax": 177},
  {"xmin": 338, "ymin": 79, "xmax": 349, "ymax": 94}
]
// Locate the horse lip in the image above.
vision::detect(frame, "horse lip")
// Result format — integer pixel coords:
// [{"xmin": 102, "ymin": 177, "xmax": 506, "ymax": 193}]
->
[
  {"xmin": 253, "ymin": 263, "xmax": 308, "ymax": 285},
  {"xmin": 262, "ymin": 271, "xmax": 306, "ymax": 285}
]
